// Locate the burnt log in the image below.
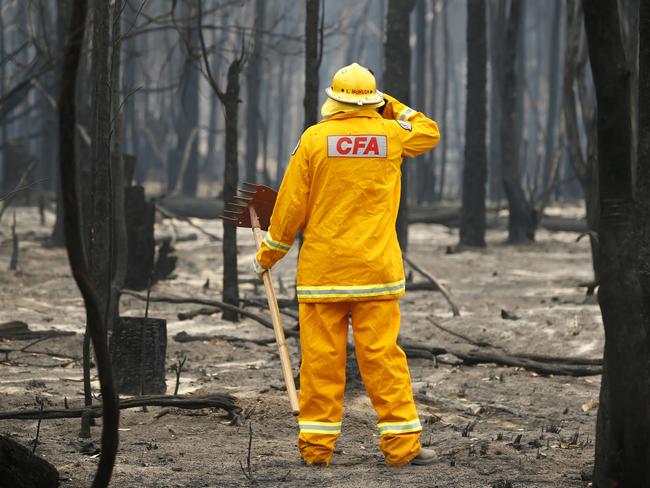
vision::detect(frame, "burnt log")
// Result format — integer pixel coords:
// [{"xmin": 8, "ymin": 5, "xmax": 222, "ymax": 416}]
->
[
  {"xmin": 109, "ymin": 317, "xmax": 167, "ymax": 395},
  {"xmin": 124, "ymin": 185, "xmax": 155, "ymax": 290},
  {"xmin": 0, "ymin": 435, "xmax": 59, "ymax": 488}
]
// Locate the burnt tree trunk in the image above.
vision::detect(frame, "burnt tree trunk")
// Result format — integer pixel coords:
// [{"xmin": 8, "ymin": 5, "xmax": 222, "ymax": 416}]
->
[
  {"xmin": 221, "ymin": 61, "xmax": 243, "ymax": 322},
  {"xmin": 437, "ymin": 0, "xmax": 450, "ymax": 201},
  {"xmin": 303, "ymin": 0, "xmax": 320, "ymax": 130},
  {"xmin": 0, "ymin": 435, "xmax": 59, "ymax": 488},
  {"xmin": 383, "ymin": 0, "xmax": 416, "ymax": 251},
  {"xmin": 59, "ymin": 0, "xmax": 119, "ymax": 485},
  {"xmin": 585, "ymin": 0, "xmax": 650, "ymax": 486},
  {"xmin": 564, "ymin": 0, "xmax": 599, "ymax": 284},
  {"xmin": 499, "ymin": 0, "xmax": 536, "ymax": 243},
  {"xmin": 459, "ymin": 0, "xmax": 487, "ymax": 248},
  {"xmin": 245, "ymin": 0, "xmax": 265, "ymax": 182},
  {"xmin": 110, "ymin": 317, "xmax": 167, "ymax": 395},
  {"xmin": 124, "ymin": 186, "xmax": 155, "ymax": 290}
]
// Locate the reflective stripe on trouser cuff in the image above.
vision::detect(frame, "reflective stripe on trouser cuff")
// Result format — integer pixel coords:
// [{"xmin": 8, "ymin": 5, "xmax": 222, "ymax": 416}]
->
[
  {"xmin": 296, "ymin": 280, "xmax": 405, "ymax": 299},
  {"xmin": 263, "ymin": 232, "xmax": 291, "ymax": 253},
  {"xmin": 377, "ymin": 419, "xmax": 422, "ymax": 435},
  {"xmin": 299, "ymin": 420, "xmax": 342, "ymax": 435},
  {"xmin": 398, "ymin": 107, "xmax": 415, "ymax": 121}
]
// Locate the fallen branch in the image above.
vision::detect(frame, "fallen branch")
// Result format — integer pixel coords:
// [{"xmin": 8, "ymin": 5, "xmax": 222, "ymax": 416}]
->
[
  {"xmin": 173, "ymin": 331, "xmax": 275, "ymax": 346},
  {"xmin": 403, "ymin": 254, "xmax": 460, "ymax": 317},
  {"xmin": 123, "ymin": 291, "xmax": 299, "ymax": 337},
  {"xmin": 0, "ymin": 394, "xmax": 240, "ymax": 421},
  {"xmin": 426, "ymin": 317, "xmax": 494, "ymax": 348},
  {"xmin": 399, "ymin": 340, "xmax": 602, "ymax": 376},
  {"xmin": 155, "ymin": 203, "xmax": 222, "ymax": 241}
]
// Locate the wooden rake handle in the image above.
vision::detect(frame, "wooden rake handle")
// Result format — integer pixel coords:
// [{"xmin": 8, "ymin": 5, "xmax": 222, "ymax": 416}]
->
[{"xmin": 249, "ymin": 206, "xmax": 300, "ymax": 416}]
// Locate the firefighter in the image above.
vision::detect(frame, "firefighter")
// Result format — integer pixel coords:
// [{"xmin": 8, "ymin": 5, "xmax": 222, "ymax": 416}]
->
[{"xmin": 255, "ymin": 63, "xmax": 440, "ymax": 466}]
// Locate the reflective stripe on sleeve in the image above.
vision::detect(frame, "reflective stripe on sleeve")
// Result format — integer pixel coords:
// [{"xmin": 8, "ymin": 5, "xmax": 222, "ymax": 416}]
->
[
  {"xmin": 398, "ymin": 107, "xmax": 415, "ymax": 121},
  {"xmin": 263, "ymin": 232, "xmax": 291, "ymax": 253},
  {"xmin": 296, "ymin": 279, "xmax": 405, "ymax": 299},
  {"xmin": 299, "ymin": 420, "xmax": 342, "ymax": 435},
  {"xmin": 377, "ymin": 419, "xmax": 422, "ymax": 435}
]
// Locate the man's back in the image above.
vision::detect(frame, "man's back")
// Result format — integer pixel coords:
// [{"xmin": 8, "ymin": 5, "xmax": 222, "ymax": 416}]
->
[{"xmin": 259, "ymin": 96, "xmax": 439, "ymax": 302}]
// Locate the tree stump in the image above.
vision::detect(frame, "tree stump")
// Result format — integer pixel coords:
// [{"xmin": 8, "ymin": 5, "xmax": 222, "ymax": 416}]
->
[
  {"xmin": 124, "ymin": 185, "xmax": 155, "ymax": 290},
  {"xmin": 109, "ymin": 317, "xmax": 167, "ymax": 395},
  {"xmin": 0, "ymin": 435, "xmax": 59, "ymax": 488}
]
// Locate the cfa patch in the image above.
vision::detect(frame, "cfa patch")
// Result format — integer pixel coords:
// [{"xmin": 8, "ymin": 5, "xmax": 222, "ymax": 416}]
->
[
  {"xmin": 291, "ymin": 138, "xmax": 301, "ymax": 155},
  {"xmin": 396, "ymin": 119, "xmax": 412, "ymax": 131},
  {"xmin": 327, "ymin": 135, "xmax": 387, "ymax": 158}
]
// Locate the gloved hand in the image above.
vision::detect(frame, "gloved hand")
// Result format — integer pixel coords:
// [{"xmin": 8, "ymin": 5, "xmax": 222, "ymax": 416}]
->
[{"xmin": 253, "ymin": 256, "xmax": 268, "ymax": 279}]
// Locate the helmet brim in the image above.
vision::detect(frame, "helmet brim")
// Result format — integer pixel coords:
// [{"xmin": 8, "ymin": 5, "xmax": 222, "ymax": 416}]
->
[{"xmin": 325, "ymin": 87, "xmax": 385, "ymax": 106}]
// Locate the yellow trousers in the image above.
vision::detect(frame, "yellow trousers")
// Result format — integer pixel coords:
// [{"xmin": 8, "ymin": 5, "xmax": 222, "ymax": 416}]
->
[{"xmin": 297, "ymin": 300, "xmax": 421, "ymax": 466}]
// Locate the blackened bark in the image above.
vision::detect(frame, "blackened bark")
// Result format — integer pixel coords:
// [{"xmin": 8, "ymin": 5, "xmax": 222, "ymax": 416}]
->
[
  {"xmin": 0, "ymin": 435, "xmax": 59, "ymax": 488},
  {"xmin": 59, "ymin": 0, "xmax": 119, "ymax": 485},
  {"xmin": 304, "ymin": 0, "xmax": 320, "ymax": 130},
  {"xmin": 459, "ymin": 0, "xmax": 487, "ymax": 248},
  {"xmin": 499, "ymin": 0, "xmax": 536, "ymax": 243},
  {"xmin": 541, "ymin": 0, "xmax": 562, "ymax": 191},
  {"xmin": 245, "ymin": 0, "xmax": 265, "ymax": 182},
  {"xmin": 110, "ymin": 317, "xmax": 167, "ymax": 395},
  {"xmin": 108, "ymin": 0, "xmax": 127, "ymax": 337},
  {"xmin": 221, "ymin": 60, "xmax": 242, "ymax": 322},
  {"xmin": 437, "ymin": 0, "xmax": 449, "ymax": 201},
  {"xmin": 414, "ymin": 0, "xmax": 428, "ymax": 204},
  {"xmin": 584, "ymin": 0, "xmax": 650, "ymax": 486},
  {"xmin": 563, "ymin": 0, "xmax": 599, "ymax": 283},
  {"xmin": 89, "ymin": 0, "xmax": 112, "ymax": 319},
  {"xmin": 383, "ymin": 0, "xmax": 416, "ymax": 251}
]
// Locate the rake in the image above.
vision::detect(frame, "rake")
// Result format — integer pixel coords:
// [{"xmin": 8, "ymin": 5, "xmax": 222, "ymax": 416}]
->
[{"xmin": 222, "ymin": 183, "xmax": 299, "ymax": 416}]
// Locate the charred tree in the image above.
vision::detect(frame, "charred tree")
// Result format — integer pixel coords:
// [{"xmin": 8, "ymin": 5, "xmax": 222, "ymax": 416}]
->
[
  {"xmin": 58, "ymin": 0, "xmax": 119, "ymax": 485},
  {"xmin": 383, "ymin": 0, "xmax": 416, "ymax": 251},
  {"xmin": 584, "ymin": 0, "xmax": 650, "ymax": 486},
  {"xmin": 304, "ymin": 0, "xmax": 322, "ymax": 130},
  {"xmin": 0, "ymin": 435, "xmax": 59, "ymax": 488},
  {"xmin": 437, "ymin": 0, "xmax": 450, "ymax": 201},
  {"xmin": 245, "ymin": 0, "xmax": 265, "ymax": 183},
  {"xmin": 197, "ymin": 0, "xmax": 246, "ymax": 322},
  {"xmin": 110, "ymin": 317, "xmax": 167, "ymax": 395},
  {"xmin": 564, "ymin": 0, "xmax": 599, "ymax": 285},
  {"xmin": 414, "ymin": 0, "xmax": 429, "ymax": 204},
  {"xmin": 170, "ymin": 1, "xmax": 200, "ymax": 196},
  {"xmin": 459, "ymin": 0, "xmax": 487, "ymax": 248},
  {"xmin": 499, "ymin": 0, "xmax": 536, "ymax": 243}
]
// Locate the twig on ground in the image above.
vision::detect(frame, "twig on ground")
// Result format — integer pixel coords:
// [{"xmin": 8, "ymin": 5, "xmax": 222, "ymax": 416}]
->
[
  {"xmin": 31, "ymin": 398, "xmax": 45, "ymax": 454},
  {"xmin": 426, "ymin": 317, "xmax": 496, "ymax": 348},
  {"xmin": 173, "ymin": 331, "xmax": 275, "ymax": 346},
  {"xmin": 403, "ymin": 254, "xmax": 460, "ymax": 317},
  {"xmin": 173, "ymin": 355, "xmax": 187, "ymax": 396},
  {"xmin": 239, "ymin": 423, "xmax": 256, "ymax": 484}
]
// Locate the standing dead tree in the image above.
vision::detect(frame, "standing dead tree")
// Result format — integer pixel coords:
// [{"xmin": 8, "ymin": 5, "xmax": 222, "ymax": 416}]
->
[
  {"xmin": 303, "ymin": 0, "xmax": 323, "ymax": 131},
  {"xmin": 196, "ymin": 0, "xmax": 247, "ymax": 322},
  {"xmin": 58, "ymin": 0, "xmax": 119, "ymax": 485},
  {"xmin": 459, "ymin": 0, "xmax": 487, "ymax": 248},
  {"xmin": 383, "ymin": 0, "xmax": 416, "ymax": 251},
  {"xmin": 584, "ymin": 0, "xmax": 650, "ymax": 485},
  {"xmin": 499, "ymin": 0, "xmax": 537, "ymax": 244}
]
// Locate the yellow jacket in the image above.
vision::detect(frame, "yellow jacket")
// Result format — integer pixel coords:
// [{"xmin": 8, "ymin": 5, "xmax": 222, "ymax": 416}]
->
[{"xmin": 256, "ymin": 94, "xmax": 440, "ymax": 302}]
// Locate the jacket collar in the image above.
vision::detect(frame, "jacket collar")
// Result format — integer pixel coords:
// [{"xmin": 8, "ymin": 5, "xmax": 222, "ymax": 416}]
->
[{"xmin": 318, "ymin": 109, "xmax": 381, "ymax": 124}]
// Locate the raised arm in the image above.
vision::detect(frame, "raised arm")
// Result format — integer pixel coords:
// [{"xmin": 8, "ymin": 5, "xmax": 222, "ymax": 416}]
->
[{"xmin": 380, "ymin": 93, "xmax": 440, "ymax": 157}]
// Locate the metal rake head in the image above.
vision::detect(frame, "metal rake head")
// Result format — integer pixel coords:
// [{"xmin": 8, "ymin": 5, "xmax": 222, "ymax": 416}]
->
[{"xmin": 221, "ymin": 182, "xmax": 278, "ymax": 230}]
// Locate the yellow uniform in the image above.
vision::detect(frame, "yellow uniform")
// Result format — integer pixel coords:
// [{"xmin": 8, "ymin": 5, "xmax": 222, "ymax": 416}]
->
[{"xmin": 257, "ymin": 93, "xmax": 440, "ymax": 466}]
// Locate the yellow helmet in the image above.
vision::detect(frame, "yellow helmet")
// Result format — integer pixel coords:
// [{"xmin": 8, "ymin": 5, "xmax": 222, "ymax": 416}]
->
[{"xmin": 325, "ymin": 63, "xmax": 384, "ymax": 106}]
